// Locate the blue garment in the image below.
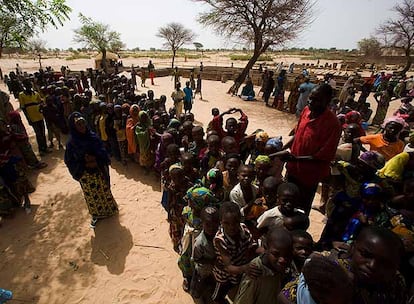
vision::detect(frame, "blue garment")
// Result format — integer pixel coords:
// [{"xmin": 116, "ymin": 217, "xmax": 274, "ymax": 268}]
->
[
  {"xmin": 183, "ymin": 87, "xmax": 193, "ymax": 103},
  {"xmin": 64, "ymin": 112, "xmax": 110, "ymax": 181},
  {"xmin": 296, "ymin": 82, "xmax": 315, "ymax": 116}
]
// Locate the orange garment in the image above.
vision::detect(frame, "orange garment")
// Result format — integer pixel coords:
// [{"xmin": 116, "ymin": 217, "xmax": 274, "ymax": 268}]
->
[
  {"xmin": 126, "ymin": 105, "xmax": 139, "ymax": 154},
  {"xmin": 359, "ymin": 134, "xmax": 404, "ymax": 161}
]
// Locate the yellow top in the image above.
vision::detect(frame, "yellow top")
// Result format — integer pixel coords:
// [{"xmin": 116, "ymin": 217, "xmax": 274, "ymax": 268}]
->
[{"xmin": 18, "ymin": 91, "xmax": 43, "ymax": 122}]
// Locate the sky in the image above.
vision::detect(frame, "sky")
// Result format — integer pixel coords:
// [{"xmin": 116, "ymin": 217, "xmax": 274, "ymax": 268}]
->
[{"xmin": 39, "ymin": 0, "xmax": 398, "ymax": 50}]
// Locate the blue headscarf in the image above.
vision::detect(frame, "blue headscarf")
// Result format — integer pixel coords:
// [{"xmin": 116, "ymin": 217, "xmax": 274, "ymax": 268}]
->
[{"xmin": 64, "ymin": 112, "xmax": 110, "ymax": 181}]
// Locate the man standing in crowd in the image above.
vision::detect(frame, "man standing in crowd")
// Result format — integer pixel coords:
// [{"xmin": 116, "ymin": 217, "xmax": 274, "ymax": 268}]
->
[
  {"xmin": 19, "ymin": 80, "xmax": 49, "ymax": 155},
  {"xmin": 280, "ymin": 84, "xmax": 341, "ymax": 214}
]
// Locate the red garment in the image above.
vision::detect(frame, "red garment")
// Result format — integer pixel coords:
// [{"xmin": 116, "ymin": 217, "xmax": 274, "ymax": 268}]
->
[
  {"xmin": 287, "ymin": 106, "xmax": 341, "ymax": 187},
  {"xmin": 211, "ymin": 112, "xmax": 248, "ymax": 144}
]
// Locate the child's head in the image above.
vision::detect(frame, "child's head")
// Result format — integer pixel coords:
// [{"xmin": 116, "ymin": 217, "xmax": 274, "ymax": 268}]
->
[
  {"xmin": 221, "ymin": 136, "xmax": 238, "ymax": 154},
  {"xmin": 166, "ymin": 143, "xmax": 180, "ymax": 161},
  {"xmin": 264, "ymin": 136, "xmax": 283, "ymax": 155},
  {"xmin": 237, "ymin": 164, "xmax": 255, "ymax": 188},
  {"xmin": 277, "ymin": 183, "xmax": 300, "ymax": 216},
  {"xmin": 192, "ymin": 126, "xmax": 204, "ymax": 144},
  {"xmin": 262, "ymin": 177, "xmax": 279, "ymax": 208},
  {"xmin": 263, "ymin": 228, "xmax": 293, "ymax": 273},
  {"xmin": 302, "ymin": 255, "xmax": 353, "ymax": 304},
  {"xmin": 343, "ymin": 123, "xmax": 360, "ymax": 143},
  {"xmin": 383, "ymin": 119, "xmax": 404, "ymax": 141},
  {"xmin": 254, "ymin": 155, "xmax": 271, "ymax": 182},
  {"xmin": 185, "ymin": 112, "xmax": 194, "ymax": 122},
  {"xmin": 207, "ymin": 134, "xmax": 221, "ymax": 154},
  {"xmin": 201, "ymin": 206, "xmax": 220, "ymax": 237},
  {"xmin": 360, "ymin": 182, "xmax": 383, "ymax": 211},
  {"xmin": 225, "ymin": 117, "xmax": 238, "ymax": 136},
  {"xmin": 211, "ymin": 108, "xmax": 220, "ymax": 117},
  {"xmin": 255, "ymin": 131, "xmax": 269, "ymax": 154},
  {"xmin": 169, "ymin": 165, "xmax": 185, "ymax": 186},
  {"xmin": 283, "ymin": 213, "xmax": 310, "ymax": 231},
  {"xmin": 219, "ymin": 201, "xmax": 242, "ymax": 238},
  {"xmin": 351, "ymin": 227, "xmax": 404, "ymax": 285},
  {"xmin": 182, "ymin": 120, "xmax": 193, "ymax": 136},
  {"xmin": 225, "ymin": 155, "xmax": 241, "ymax": 177},
  {"xmin": 291, "ymin": 230, "xmax": 313, "ymax": 267},
  {"xmin": 206, "ymin": 130, "xmax": 219, "ymax": 138},
  {"xmin": 181, "ymin": 152, "xmax": 194, "ymax": 170}
]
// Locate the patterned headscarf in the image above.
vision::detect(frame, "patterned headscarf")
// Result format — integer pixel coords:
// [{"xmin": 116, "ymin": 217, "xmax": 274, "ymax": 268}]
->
[
  {"xmin": 266, "ymin": 136, "xmax": 283, "ymax": 151},
  {"xmin": 358, "ymin": 151, "xmax": 385, "ymax": 170},
  {"xmin": 361, "ymin": 182, "xmax": 382, "ymax": 197},
  {"xmin": 382, "ymin": 116, "xmax": 408, "ymax": 129},
  {"xmin": 205, "ymin": 168, "xmax": 224, "ymax": 191},
  {"xmin": 254, "ymin": 155, "xmax": 271, "ymax": 165},
  {"xmin": 345, "ymin": 111, "xmax": 362, "ymax": 124},
  {"xmin": 183, "ymin": 186, "xmax": 218, "ymax": 228},
  {"xmin": 255, "ymin": 131, "xmax": 269, "ymax": 143}
]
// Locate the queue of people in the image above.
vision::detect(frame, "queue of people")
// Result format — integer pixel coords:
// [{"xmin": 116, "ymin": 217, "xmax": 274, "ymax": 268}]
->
[{"xmin": 0, "ymin": 65, "xmax": 414, "ymax": 304}]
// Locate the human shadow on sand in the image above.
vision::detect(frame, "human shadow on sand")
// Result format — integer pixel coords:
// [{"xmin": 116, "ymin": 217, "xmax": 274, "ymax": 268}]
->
[{"xmin": 90, "ymin": 214, "xmax": 133, "ymax": 275}]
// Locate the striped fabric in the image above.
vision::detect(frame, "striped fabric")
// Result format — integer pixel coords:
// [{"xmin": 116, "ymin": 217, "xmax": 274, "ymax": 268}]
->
[{"xmin": 213, "ymin": 223, "xmax": 253, "ymax": 284}]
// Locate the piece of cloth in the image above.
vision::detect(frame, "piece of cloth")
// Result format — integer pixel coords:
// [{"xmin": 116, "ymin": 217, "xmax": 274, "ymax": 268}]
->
[
  {"xmin": 256, "ymin": 206, "xmax": 285, "ymax": 230},
  {"xmin": 377, "ymin": 151, "xmax": 410, "ymax": 181},
  {"xmin": 233, "ymin": 255, "xmax": 282, "ymax": 304},
  {"xmin": 229, "ymin": 183, "xmax": 259, "ymax": 210},
  {"xmin": 359, "ymin": 134, "xmax": 404, "ymax": 161},
  {"xmin": 126, "ymin": 105, "xmax": 139, "ymax": 154},
  {"xmin": 296, "ymin": 273, "xmax": 317, "ymax": 304}
]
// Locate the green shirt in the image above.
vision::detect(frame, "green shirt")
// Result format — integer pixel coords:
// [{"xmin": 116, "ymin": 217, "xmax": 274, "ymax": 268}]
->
[{"xmin": 233, "ymin": 255, "xmax": 282, "ymax": 304}]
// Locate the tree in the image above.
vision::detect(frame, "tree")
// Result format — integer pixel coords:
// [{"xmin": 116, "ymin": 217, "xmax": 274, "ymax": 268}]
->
[
  {"xmin": 73, "ymin": 14, "xmax": 123, "ymax": 72},
  {"xmin": 377, "ymin": 0, "xmax": 414, "ymax": 74},
  {"xmin": 195, "ymin": 0, "xmax": 314, "ymax": 93},
  {"xmin": 0, "ymin": 0, "xmax": 71, "ymax": 58},
  {"xmin": 358, "ymin": 37, "xmax": 382, "ymax": 58},
  {"xmin": 157, "ymin": 23, "xmax": 196, "ymax": 68}
]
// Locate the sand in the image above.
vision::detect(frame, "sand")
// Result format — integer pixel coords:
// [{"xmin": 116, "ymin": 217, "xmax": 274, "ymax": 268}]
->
[{"xmin": 0, "ymin": 57, "xmax": 400, "ymax": 304}]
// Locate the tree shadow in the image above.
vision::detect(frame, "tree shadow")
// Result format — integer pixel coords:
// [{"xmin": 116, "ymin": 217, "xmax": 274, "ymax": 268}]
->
[
  {"xmin": 90, "ymin": 214, "xmax": 133, "ymax": 275},
  {"xmin": 0, "ymin": 191, "xmax": 97, "ymax": 303}
]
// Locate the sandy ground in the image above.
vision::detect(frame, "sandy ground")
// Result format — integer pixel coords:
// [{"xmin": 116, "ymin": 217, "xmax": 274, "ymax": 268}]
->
[{"xmin": 0, "ymin": 58, "xmax": 401, "ymax": 304}]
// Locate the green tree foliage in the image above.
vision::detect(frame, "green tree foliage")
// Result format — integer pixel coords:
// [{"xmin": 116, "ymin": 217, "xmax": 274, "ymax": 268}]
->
[
  {"xmin": 358, "ymin": 38, "xmax": 382, "ymax": 58},
  {"xmin": 73, "ymin": 14, "xmax": 124, "ymax": 71},
  {"xmin": 195, "ymin": 0, "xmax": 314, "ymax": 93},
  {"xmin": 377, "ymin": 0, "xmax": 414, "ymax": 74},
  {"xmin": 0, "ymin": 0, "xmax": 71, "ymax": 57},
  {"xmin": 157, "ymin": 22, "xmax": 196, "ymax": 68}
]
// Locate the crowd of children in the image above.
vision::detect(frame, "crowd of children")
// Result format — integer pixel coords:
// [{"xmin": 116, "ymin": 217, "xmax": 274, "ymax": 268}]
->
[{"xmin": 1, "ymin": 65, "xmax": 414, "ymax": 304}]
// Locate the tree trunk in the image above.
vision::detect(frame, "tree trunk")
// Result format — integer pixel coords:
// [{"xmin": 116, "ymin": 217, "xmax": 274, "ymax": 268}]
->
[
  {"xmin": 102, "ymin": 48, "xmax": 107, "ymax": 73},
  {"xmin": 401, "ymin": 48, "xmax": 412, "ymax": 75},
  {"xmin": 228, "ymin": 51, "xmax": 262, "ymax": 95},
  {"xmin": 171, "ymin": 49, "xmax": 176, "ymax": 68}
]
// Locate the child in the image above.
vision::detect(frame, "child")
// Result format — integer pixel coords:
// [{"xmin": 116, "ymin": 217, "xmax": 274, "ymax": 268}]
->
[
  {"xmin": 278, "ymin": 255, "xmax": 353, "ymax": 304},
  {"xmin": 200, "ymin": 134, "xmax": 224, "ymax": 176},
  {"xmin": 204, "ymin": 168, "xmax": 225, "ymax": 202},
  {"xmin": 212, "ymin": 201, "xmax": 256, "ymax": 303},
  {"xmin": 183, "ymin": 81, "xmax": 193, "ymax": 114},
  {"xmin": 264, "ymin": 137, "xmax": 284, "ymax": 184},
  {"xmin": 181, "ymin": 152, "xmax": 200, "ymax": 183},
  {"xmin": 290, "ymin": 230, "xmax": 313, "ymax": 272},
  {"xmin": 256, "ymin": 183, "xmax": 305, "ymax": 234},
  {"xmin": 233, "ymin": 228, "xmax": 293, "ymax": 304},
  {"xmin": 194, "ymin": 74, "xmax": 203, "ymax": 100},
  {"xmin": 207, "ymin": 108, "xmax": 220, "ymax": 132},
  {"xmin": 188, "ymin": 126, "xmax": 206, "ymax": 165},
  {"xmin": 42, "ymin": 95, "xmax": 63, "ymax": 149},
  {"xmin": 339, "ymin": 227, "xmax": 407, "ymax": 303},
  {"xmin": 179, "ymin": 187, "xmax": 218, "ymax": 293},
  {"xmin": 191, "ymin": 207, "xmax": 220, "ymax": 303},
  {"xmin": 229, "ymin": 165, "xmax": 258, "ymax": 215},
  {"xmin": 223, "ymin": 155, "xmax": 241, "ymax": 201},
  {"xmin": 167, "ymin": 164, "xmax": 192, "ymax": 253},
  {"xmin": 113, "ymin": 105, "xmax": 128, "ymax": 165},
  {"xmin": 253, "ymin": 155, "xmax": 271, "ymax": 193}
]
